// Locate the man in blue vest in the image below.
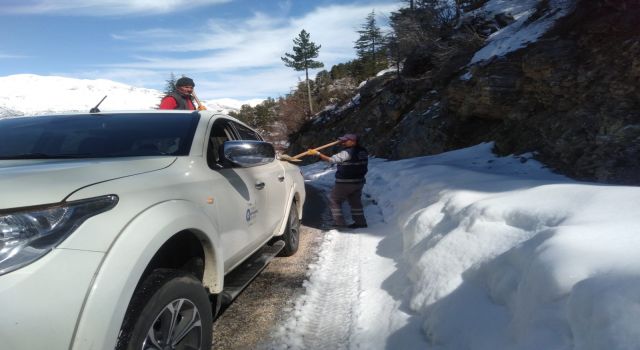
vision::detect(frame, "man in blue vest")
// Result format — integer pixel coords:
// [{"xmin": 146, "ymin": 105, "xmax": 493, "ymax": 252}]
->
[
  {"xmin": 307, "ymin": 133, "xmax": 368, "ymax": 229},
  {"xmin": 159, "ymin": 77, "xmax": 196, "ymax": 110}
]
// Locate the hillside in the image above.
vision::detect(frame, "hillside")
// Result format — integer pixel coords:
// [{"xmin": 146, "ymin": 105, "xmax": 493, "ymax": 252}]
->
[
  {"xmin": 0, "ymin": 74, "xmax": 258, "ymax": 116},
  {"xmin": 288, "ymin": 0, "xmax": 640, "ymax": 185}
]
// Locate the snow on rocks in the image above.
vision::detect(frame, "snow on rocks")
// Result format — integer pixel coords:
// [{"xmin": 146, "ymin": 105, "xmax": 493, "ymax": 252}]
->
[{"xmin": 468, "ymin": 0, "xmax": 575, "ymax": 65}]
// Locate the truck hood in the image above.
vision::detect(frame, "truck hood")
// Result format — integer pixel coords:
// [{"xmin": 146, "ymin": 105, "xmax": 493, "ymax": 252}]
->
[{"xmin": 0, "ymin": 157, "xmax": 176, "ymax": 209}]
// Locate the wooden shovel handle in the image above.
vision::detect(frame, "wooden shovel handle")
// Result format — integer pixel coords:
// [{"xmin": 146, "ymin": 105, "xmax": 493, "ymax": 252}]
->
[
  {"xmin": 192, "ymin": 91, "xmax": 207, "ymax": 111},
  {"xmin": 292, "ymin": 140, "xmax": 341, "ymax": 159}
]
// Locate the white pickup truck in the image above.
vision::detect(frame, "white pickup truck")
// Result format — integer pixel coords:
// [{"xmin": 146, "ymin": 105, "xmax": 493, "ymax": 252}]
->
[{"xmin": 0, "ymin": 110, "xmax": 306, "ymax": 350}]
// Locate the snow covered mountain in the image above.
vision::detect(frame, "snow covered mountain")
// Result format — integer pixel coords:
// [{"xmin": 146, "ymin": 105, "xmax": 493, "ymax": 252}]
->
[{"xmin": 0, "ymin": 74, "xmax": 261, "ymax": 117}]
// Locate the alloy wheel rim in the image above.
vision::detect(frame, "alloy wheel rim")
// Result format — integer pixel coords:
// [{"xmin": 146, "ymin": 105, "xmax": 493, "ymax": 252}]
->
[
  {"xmin": 142, "ymin": 298, "xmax": 203, "ymax": 350},
  {"xmin": 289, "ymin": 210, "xmax": 299, "ymax": 247}
]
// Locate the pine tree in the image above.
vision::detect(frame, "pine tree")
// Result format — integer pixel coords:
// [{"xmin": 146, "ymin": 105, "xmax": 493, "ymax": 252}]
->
[
  {"xmin": 354, "ymin": 10, "xmax": 386, "ymax": 76},
  {"xmin": 228, "ymin": 98, "xmax": 278, "ymax": 131},
  {"xmin": 155, "ymin": 73, "xmax": 178, "ymax": 108},
  {"xmin": 406, "ymin": 0, "xmax": 415, "ymax": 10},
  {"xmin": 163, "ymin": 72, "xmax": 177, "ymax": 95},
  {"xmin": 281, "ymin": 29, "xmax": 324, "ymax": 116}
]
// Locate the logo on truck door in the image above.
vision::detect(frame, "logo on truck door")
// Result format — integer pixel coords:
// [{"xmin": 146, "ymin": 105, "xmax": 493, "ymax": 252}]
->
[{"xmin": 245, "ymin": 204, "xmax": 258, "ymax": 225}]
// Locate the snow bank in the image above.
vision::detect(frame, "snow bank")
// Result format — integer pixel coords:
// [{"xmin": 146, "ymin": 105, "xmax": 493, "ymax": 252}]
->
[{"xmin": 359, "ymin": 143, "xmax": 640, "ymax": 349}]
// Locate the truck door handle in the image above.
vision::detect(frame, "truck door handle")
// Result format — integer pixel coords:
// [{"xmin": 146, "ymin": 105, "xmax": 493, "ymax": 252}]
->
[
  {"xmin": 278, "ymin": 175, "xmax": 285, "ymax": 182},
  {"xmin": 255, "ymin": 182, "xmax": 266, "ymax": 190}
]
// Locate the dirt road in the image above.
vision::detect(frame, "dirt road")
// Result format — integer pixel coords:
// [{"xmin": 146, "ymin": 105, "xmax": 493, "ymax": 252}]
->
[{"xmin": 211, "ymin": 184, "xmax": 328, "ymax": 349}]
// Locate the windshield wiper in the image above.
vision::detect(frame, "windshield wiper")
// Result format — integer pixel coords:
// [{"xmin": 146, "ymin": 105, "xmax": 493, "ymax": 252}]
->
[{"xmin": 0, "ymin": 153, "xmax": 94, "ymax": 160}]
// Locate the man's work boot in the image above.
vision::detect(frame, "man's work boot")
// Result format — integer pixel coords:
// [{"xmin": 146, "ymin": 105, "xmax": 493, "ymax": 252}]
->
[{"xmin": 348, "ymin": 223, "xmax": 368, "ymax": 229}]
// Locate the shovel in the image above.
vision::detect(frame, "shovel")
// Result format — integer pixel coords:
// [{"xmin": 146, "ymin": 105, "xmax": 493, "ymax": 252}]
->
[
  {"xmin": 279, "ymin": 140, "xmax": 341, "ymax": 162},
  {"xmin": 192, "ymin": 91, "xmax": 207, "ymax": 111}
]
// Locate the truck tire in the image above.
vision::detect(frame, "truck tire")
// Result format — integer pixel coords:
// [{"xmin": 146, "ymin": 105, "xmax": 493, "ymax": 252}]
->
[
  {"xmin": 278, "ymin": 202, "xmax": 300, "ymax": 257},
  {"xmin": 116, "ymin": 269, "xmax": 213, "ymax": 350}
]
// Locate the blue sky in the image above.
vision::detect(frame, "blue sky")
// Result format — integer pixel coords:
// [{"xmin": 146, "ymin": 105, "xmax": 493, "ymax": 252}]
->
[{"xmin": 0, "ymin": 0, "xmax": 401, "ymax": 100}]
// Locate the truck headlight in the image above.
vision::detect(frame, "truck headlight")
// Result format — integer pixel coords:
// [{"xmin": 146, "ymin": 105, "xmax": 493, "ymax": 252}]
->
[{"xmin": 0, "ymin": 195, "xmax": 118, "ymax": 276}]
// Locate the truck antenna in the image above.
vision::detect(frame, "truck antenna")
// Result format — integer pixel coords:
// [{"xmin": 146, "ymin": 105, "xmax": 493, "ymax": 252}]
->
[{"xmin": 90, "ymin": 95, "xmax": 108, "ymax": 113}]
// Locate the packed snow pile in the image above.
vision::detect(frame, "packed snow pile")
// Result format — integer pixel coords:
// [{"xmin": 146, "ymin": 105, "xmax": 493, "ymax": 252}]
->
[
  {"xmin": 292, "ymin": 143, "xmax": 640, "ymax": 349},
  {"xmin": 367, "ymin": 143, "xmax": 640, "ymax": 349},
  {"xmin": 0, "ymin": 74, "xmax": 256, "ymax": 116}
]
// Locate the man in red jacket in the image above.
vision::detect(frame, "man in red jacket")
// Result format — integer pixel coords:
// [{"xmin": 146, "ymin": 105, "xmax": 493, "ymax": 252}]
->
[{"xmin": 159, "ymin": 77, "xmax": 196, "ymax": 110}]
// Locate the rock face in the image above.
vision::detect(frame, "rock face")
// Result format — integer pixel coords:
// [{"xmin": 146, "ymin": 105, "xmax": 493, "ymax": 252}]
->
[
  {"xmin": 289, "ymin": 0, "xmax": 640, "ymax": 185},
  {"xmin": 448, "ymin": 0, "xmax": 640, "ymax": 183}
]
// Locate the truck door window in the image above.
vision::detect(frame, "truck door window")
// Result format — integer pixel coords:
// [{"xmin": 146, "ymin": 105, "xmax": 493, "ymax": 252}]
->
[
  {"xmin": 231, "ymin": 122, "xmax": 262, "ymax": 141},
  {"xmin": 207, "ymin": 120, "xmax": 235, "ymax": 168}
]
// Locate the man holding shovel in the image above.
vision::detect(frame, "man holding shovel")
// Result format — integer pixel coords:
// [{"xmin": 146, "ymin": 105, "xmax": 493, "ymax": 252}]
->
[{"xmin": 307, "ymin": 133, "xmax": 368, "ymax": 229}]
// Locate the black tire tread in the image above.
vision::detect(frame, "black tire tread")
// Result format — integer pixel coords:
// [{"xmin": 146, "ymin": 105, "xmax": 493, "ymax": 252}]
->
[
  {"xmin": 116, "ymin": 268, "xmax": 213, "ymax": 350},
  {"xmin": 278, "ymin": 202, "xmax": 300, "ymax": 257}
]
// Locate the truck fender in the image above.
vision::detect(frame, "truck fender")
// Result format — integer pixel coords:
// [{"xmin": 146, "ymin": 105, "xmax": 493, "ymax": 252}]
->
[
  {"xmin": 71, "ymin": 200, "xmax": 223, "ymax": 350},
  {"xmin": 274, "ymin": 182, "xmax": 303, "ymax": 237}
]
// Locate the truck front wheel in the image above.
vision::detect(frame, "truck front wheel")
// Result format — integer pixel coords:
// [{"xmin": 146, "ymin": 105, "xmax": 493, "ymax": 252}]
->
[
  {"xmin": 117, "ymin": 269, "xmax": 213, "ymax": 350},
  {"xmin": 278, "ymin": 202, "xmax": 300, "ymax": 257}
]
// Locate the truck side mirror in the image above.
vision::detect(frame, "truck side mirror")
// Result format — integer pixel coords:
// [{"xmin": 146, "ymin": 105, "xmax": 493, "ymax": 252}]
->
[{"xmin": 220, "ymin": 141, "xmax": 275, "ymax": 168}]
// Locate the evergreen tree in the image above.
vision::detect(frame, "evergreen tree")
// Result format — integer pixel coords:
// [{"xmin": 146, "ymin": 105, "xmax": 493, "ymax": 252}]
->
[
  {"xmin": 354, "ymin": 10, "xmax": 387, "ymax": 76},
  {"xmin": 408, "ymin": 0, "xmax": 459, "ymax": 26},
  {"xmin": 281, "ymin": 29, "xmax": 324, "ymax": 116},
  {"xmin": 163, "ymin": 72, "xmax": 177, "ymax": 95},
  {"xmin": 385, "ymin": 32, "xmax": 402, "ymax": 78},
  {"xmin": 229, "ymin": 105, "xmax": 254, "ymax": 125},
  {"xmin": 228, "ymin": 98, "xmax": 278, "ymax": 131},
  {"xmin": 315, "ymin": 70, "xmax": 332, "ymax": 94},
  {"xmin": 156, "ymin": 73, "xmax": 178, "ymax": 108},
  {"xmin": 254, "ymin": 97, "xmax": 277, "ymax": 129},
  {"xmin": 406, "ymin": 0, "xmax": 415, "ymax": 10}
]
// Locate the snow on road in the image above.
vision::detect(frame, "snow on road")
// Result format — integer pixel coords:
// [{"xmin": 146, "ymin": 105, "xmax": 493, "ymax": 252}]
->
[
  {"xmin": 265, "ymin": 164, "xmax": 428, "ymax": 350},
  {"xmin": 284, "ymin": 230, "xmax": 361, "ymax": 349},
  {"xmin": 267, "ymin": 218, "xmax": 427, "ymax": 350}
]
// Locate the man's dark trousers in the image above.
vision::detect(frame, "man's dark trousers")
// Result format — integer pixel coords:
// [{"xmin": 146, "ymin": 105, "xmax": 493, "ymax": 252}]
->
[{"xmin": 328, "ymin": 182, "xmax": 367, "ymax": 226}]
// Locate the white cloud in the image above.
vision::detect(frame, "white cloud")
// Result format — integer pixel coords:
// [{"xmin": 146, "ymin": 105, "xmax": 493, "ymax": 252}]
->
[
  {"xmin": 110, "ymin": 28, "xmax": 180, "ymax": 42},
  {"xmin": 197, "ymin": 68, "xmax": 304, "ymax": 100},
  {"xmin": 290, "ymin": 3, "xmax": 399, "ymax": 59},
  {"xmin": 0, "ymin": 0, "xmax": 230, "ymax": 16},
  {"xmin": 64, "ymin": 68, "xmax": 167, "ymax": 90},
  {"xmin": 55, "ymin": 1, "xmax": 402, "ymax": 99},
  {"xmin": 59, "ymin": 66, "xmax": 299, "ymax": 100},
  {"xmin": 278, "ymin": 0, "xmax": 292, "ymax": 13},
  {"xmin": 0, "ymin": 52, "xmax": 29, "ymax": 59},
  {"xmin": 107, "ymin": 2, "xmax": 400, "ymax": 70}
]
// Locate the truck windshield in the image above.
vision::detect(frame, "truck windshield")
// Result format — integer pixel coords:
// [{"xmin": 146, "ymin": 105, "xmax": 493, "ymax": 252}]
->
[{"xmin": 0, "ymin": 113, "xmax": 200, "ymax": 159}]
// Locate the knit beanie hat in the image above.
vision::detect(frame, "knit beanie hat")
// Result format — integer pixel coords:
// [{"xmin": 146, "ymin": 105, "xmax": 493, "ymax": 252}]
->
[{"xmin": 176, "ymin": 77, "xmax": 195, "ymax": 87}]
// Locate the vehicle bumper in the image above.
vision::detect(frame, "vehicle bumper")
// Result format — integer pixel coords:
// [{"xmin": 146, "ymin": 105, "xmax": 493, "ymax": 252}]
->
[{"xmin": 0, "ymin": 248, "xmax": 103, "ymax": 350}]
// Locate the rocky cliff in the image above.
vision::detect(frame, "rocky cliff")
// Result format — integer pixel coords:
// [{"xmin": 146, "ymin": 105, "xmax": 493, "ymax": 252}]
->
[{"xmin": 288, "ymin": 0, "xmax": 640, "ymax": 185}]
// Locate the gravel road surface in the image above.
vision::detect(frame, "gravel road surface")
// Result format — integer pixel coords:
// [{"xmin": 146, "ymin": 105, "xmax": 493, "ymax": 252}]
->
[{"xmin": 211, "ymin": 184, "xmax": 328, "ymax": 349}]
